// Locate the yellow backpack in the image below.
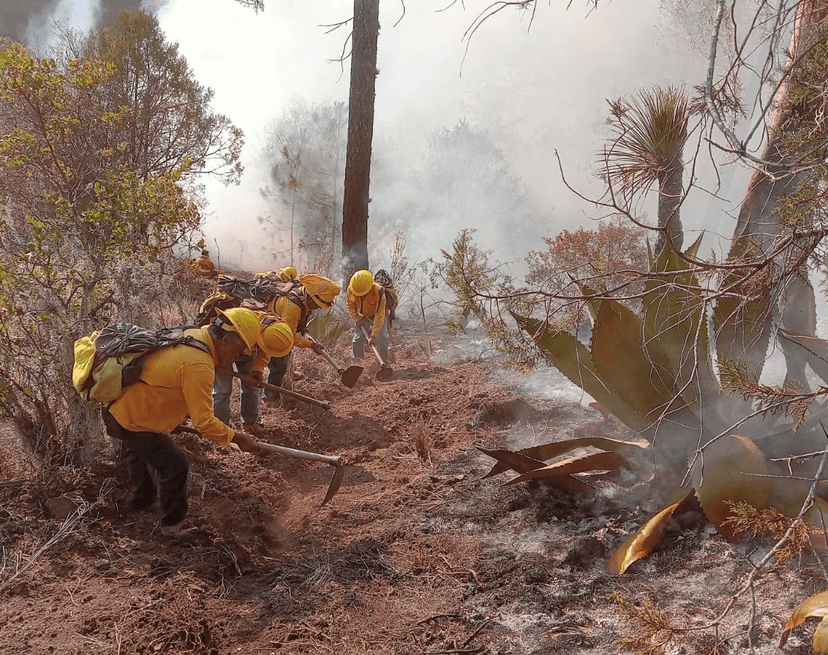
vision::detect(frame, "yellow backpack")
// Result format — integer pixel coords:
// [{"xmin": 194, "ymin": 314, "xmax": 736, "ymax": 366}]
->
[{"xmin": 72, "ymin": 323, "xmax": 210, "ymax": 405}]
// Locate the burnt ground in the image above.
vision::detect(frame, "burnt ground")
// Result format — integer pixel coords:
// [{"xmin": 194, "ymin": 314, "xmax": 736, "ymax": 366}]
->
[{"xmin": 0, "ymin": 320, "xmax": 824, "ymax": 655}]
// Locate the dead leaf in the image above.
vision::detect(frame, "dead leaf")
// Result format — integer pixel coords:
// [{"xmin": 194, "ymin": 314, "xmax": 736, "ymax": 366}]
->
[
  {"xmin": 606, "ymin": 491, "xmax": 693, "ymax": 575},
  {"xmin": 780, "ymin": 590, "xmax": 828, "ymax": 648}
]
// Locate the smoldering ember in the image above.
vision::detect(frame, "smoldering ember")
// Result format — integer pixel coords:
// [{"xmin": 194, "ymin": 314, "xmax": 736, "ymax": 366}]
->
[{"xmin": 3, "ymin": 2, "xmax": 828, "ymax": 655}]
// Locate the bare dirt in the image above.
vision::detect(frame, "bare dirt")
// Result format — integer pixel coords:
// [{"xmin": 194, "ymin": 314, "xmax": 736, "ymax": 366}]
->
[{"xmin": 0, "ymin": 320, "xmax": 823, "ymax": 655}]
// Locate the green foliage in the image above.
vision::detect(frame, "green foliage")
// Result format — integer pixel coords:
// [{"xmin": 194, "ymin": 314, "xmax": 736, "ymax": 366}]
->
[
  {"xmin": 62, "ymin": 10, "xmax": 243, "ymax": 184},
  {"xmin": 440, "ymin": 229, "xmax": 497, "ymax": 334},
  {"xmin": 0, "ymin": 39, "xmax": 215, "ymax": 462}
]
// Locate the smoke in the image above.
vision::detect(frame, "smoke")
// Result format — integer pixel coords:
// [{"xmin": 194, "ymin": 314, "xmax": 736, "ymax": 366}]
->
[{"xmin": 0, "ymin": 0, "xmax": 171, "ymax": 52}]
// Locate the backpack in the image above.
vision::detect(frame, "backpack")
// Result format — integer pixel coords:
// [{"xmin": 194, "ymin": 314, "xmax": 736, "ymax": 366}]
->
[
  {"xmin": 374, "ymin": 270, "xmax": 399, "ymax": 322},
  {"xmin": 195, "ymin": 274, "xmax": 303, "ymax": 326},
  {"xmin": 72, "ymin": 323, "xmax": 211, "ymax": 405}
]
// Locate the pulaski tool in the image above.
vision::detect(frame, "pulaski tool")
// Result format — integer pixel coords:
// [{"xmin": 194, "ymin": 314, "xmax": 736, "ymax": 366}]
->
[
  {"xmin": 173, "ymin": 426, "xmax": 345, "ymax": 506},
  {"xmin": 218, "ymin": 367, "xmax": 332, "ymax": 410},
  {"xmin": 308, "ymin": 337, "xmax": 363, "ymax": 388}
]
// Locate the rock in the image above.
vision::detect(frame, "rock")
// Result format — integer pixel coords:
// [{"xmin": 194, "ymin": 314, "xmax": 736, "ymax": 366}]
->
[{"xmin": 44, "ymin": 496, "xmax": 79, "ymax": 519}]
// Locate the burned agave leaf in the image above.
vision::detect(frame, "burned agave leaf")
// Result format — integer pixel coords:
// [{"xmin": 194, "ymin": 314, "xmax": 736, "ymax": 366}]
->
[
  {"xmin": 481, "ymin": 437, "xmax": 649, "ymax": 478},
  {"xmin": 691, "ymin": 434, "xmax": 771, "ymax": 542},
  {"xmin": 816, "ymin": 616, "xmax": 828, "ymax": 654},
  {"xmin": 606, "ymin": 490, "xmax": 693, "ymax": 575},
  {"xmin": 780, "ymin": 590, "xmax": 828, "ymax": 649},
  {"xmin": 477, "ymin": 446, "xmax": 546, "ymax": 478},
  {"xmin": 523, "ymin": 437, "xmax": 649, "ymax": 462},
  {"xmin": 504, "ymin": 451, "xmax": 624, "ymax": 485}
]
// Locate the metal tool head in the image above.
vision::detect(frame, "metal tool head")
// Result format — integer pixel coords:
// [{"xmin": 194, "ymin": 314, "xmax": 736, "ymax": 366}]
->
[
  {"xmin": 321, "ymin": 460, "xmax": 346, "ymax": 506},
  {"xmin": 340, "ymin": 365, "xmax": 364, "ymax": 388},
  {"xmin": 375, "ymin": 365, "xmax": 394, "ymax": 382}
]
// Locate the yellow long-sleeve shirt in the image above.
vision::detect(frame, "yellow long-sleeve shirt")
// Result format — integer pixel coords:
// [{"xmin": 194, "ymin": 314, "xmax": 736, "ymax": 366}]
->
[
  {"xmin": 108, "ymin": 327, "xmax": 235, "ymax": 447},
  {"xmin": 347, "ymin": 283, "xmax": 387, "ymax": 337},
  {"xmin": 268, "ymin": 295, "xmax": 313, "ymax": 350}
]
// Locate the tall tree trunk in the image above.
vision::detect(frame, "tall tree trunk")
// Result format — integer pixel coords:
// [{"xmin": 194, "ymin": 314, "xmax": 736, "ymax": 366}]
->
[
  {"xmin": 716, "ymin": 0, "xmax": 828, "ymax": 383},
  {"xmin": 341, "ymin": 0, "xmax": 379, "ymax": 278}
]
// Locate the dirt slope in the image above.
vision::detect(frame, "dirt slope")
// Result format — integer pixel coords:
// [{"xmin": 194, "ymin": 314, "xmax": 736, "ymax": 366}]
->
[{"xmin": 0, "ymin": 320, "xmax": 820, "ymax": 654}]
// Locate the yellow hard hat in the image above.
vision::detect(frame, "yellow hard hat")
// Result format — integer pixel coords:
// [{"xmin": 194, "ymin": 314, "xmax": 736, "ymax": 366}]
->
[
  {"xmin": 215, "ymin": 307, "xmax": 260, "ymax": 354},
  {"xmin": 259, "ymin": 320, "xmax": 294, "ymax": 358},
  {"xmin": 278, "ymin": 266, "xmax": 298, "ymax": 282},
  {"xmin": 300, "ymin": 273, "xmax": 341, "ymax": 308},
  {"xmin": 348, "ymin": 270, "xmax": 374, "ymax": 296}
]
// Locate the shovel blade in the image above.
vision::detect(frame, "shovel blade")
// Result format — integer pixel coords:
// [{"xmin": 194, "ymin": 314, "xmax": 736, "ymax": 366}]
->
[
  {"xmin": 375, "ymin": 366, "xmax": 394, "ymax": 381},
  {"xmin": 321, "ymin": 464, "xmax": 346, "ymax": 506},
  {"xmin": 340, "ymin": 365, "xmax": 363, "ymax": 388}
]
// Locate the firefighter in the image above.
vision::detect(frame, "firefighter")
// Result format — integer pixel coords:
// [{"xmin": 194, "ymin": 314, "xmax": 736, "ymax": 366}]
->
[
  {"xmin": 262, "ymin": 273, "xmax": 341, "ymax": 405},
  {"xmin": 212, "ymin": 308, "xmax": 295, "ymax": 433},
  {"xmin": 101, "ymin": 307, "xmax": 264, "ymax": 537},
  {"xmin": 346, "ymin": 269, "xmax": 388, "ymax": 363}
]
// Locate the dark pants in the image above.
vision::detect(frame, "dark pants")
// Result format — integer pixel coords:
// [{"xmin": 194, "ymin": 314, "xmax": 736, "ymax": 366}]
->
[
  {"xmin": 101, "ymin": 407, "xmax": 189, "ymax": 527},
  {"xmin": 264, "ymin": 354, "xmax": 290, "ymax": 403}
]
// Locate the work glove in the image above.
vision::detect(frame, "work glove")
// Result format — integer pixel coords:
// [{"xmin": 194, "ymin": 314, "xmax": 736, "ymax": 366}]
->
[
  {"xmin": 357, "ymin": 317, "xmax": 372, "ymax": 332},
  {"xmin": 232, "ymin": 430, "xmax": 260, "ymax": 453},
  {"xmin": 251, "ymin": 370, "xmax": 263, "ymax": 383},
  {"xmin": 310, "ymin": 341, "xmax": 325, "ymax": 355}
]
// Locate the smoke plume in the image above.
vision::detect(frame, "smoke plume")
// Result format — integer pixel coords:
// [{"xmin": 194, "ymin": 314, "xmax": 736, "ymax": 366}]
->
[{"xmin": 0, "ymin": 0, "xmax": 169, "ymax": 49}]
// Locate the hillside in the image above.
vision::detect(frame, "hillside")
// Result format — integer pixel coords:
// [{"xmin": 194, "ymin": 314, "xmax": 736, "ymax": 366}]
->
[{"xmin": 0, "ymin": 319, "xmax": 819, "ymax": 655}]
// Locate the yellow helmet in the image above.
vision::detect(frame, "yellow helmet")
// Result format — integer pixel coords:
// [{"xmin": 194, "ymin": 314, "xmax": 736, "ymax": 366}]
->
[
  {"xmin": 259, "ymin": 320, "xmax": 294, "ymax": 358},
  {"xmin": 278, "ymin": 266, "xmax": 298, "ymax": 282},
  {"xmin": 348, "ymin": 270, "xmax": 374, "ymax": 296},
  {"xmin": 215, "ymin": 307, "xmax": 260, "ymax": 354},
  {"xmin": 300, "ymin": 273, "xmax": 340, "ymax": 308}
]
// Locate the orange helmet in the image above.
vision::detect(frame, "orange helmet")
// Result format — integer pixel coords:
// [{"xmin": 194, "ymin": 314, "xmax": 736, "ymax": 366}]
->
[{"xmin": 300, "ymin": 274, "xmax": 340, "ymax": 309}]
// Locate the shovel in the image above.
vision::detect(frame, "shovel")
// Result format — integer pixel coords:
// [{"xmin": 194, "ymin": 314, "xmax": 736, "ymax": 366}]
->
[
  {"xmin": 173, "ymin": 424, "xmax": 344, "ymax": 505},
  {"xmin": 358, "ymin": 324, "xmax": 394, "ymax": 381},
  {"xmin": 309, "ymin": 337, "xmax": 363, "ymax": 388},
  {"xmin": 218, "ymin": 367, "xmax": 332, "ymax": 410}
]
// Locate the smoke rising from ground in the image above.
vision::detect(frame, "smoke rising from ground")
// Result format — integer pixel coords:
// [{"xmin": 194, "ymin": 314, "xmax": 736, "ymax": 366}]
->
[{"xmin": 154, "ymin": 1, "xmax": 720, "ymax": 274}]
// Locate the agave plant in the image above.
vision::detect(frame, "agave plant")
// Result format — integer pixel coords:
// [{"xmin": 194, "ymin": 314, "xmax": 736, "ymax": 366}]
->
[{"xmin": 480, "ymin": 238, "xmax": 828, "ymax": 573}]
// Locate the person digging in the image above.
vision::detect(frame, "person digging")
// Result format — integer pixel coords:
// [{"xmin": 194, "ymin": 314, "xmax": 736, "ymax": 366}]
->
[
  {"xmin": 212, "ymin": 308, "xmax": 295, "ymax": 435},
  {"xmin": 261, "ymin": 272, "xmax": 341, "ymax": 408},
  {"xmin": 101, "ymin": 307, "xmax": 268, "ymax": 538},
  {"xmin": 346, "ymin": 269, "xmax": 389, "ymax": 366}
]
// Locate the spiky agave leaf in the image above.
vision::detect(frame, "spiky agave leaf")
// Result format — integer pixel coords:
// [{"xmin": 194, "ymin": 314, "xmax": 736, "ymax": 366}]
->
[
  {"xmin": 777, "ymin": 328, "xmax": 828, "ymax": 383},
  {"xmin": 589, "ymin": 299, "xmax": 687, "ymax": 424},
  {"xmin": 713, "ymin": 237, "xmax": 774, "ymax": 384},
  {"xmin": 690, "ymin": 435, "xmax": 771, "ymax": 542},
  {"xmin": 512, "ymin": 313, "xmax": 650, "ymax": 433},
  {"xmin": 644, "ymin": 238, "xmax": 719, "ymax": 409}
]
